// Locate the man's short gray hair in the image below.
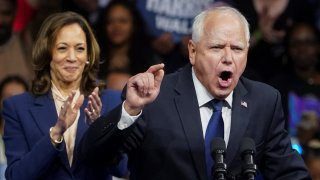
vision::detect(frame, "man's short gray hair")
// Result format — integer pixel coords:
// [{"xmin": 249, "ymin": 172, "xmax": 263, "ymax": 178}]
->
[{"xmin": 191, "ymin": 6, "xmax": 250, "ymax": 47}]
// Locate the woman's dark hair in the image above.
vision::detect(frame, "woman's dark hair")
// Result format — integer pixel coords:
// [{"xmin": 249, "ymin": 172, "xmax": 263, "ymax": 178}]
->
[{"xmin": 32, "ymin": 11, "xmax": 100, "ymax": 96}]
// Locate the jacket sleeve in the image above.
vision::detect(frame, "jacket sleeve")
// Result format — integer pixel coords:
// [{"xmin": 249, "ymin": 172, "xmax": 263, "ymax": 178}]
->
[
  {"xmin": 78, "ymin": 104, "xmax": 126, "ymax": 165},
  {"xmin": 78, "ymin": 102, "xmax": 146, "ymax": 167}
]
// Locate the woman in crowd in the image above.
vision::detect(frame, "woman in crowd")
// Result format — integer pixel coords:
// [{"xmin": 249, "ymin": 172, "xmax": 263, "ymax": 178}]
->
[
  {"xmin": 2, "ymin": 11, "xmax": 127, "ymax": 180},
  {"xmin": 97, "ymin": 0, "xmax": 160, "ymax": 83},
  {"xmin": 0, "ymin": 75, "xmax": 29, "ymax": 180}
]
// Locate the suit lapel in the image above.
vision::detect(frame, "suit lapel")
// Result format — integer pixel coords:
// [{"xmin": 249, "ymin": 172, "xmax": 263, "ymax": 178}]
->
[
  {"xmin": 226, "ymin": 78, "xmax": 250, "ymax": 165},
  {"xmin": 29, "ymin": 93, "xmax": 58, "ymax": 135},
  {"xmin": 72, "ymin": 98, "xmax": 88, "ymax": 170},
  {"xmin": 174, "ymin": 65, "xmax": 207, "ymax": 180},
  {"xmin": 75, "ymin": 98, "xmax": 88, "ymax": 147}
]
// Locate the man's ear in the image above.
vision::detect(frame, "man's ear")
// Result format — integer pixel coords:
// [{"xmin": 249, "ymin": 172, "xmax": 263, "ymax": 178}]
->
[{"xmin": 188, "ymin": 40, "xmax": 196, "ymax": 65}]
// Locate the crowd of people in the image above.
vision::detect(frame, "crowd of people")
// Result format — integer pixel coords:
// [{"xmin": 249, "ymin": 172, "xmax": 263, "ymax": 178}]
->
[{"xmin": 0, "ymin": 0, "xmax": 319, "ymax": 179}]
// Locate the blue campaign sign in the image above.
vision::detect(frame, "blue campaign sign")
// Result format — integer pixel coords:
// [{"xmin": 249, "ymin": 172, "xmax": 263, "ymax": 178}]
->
[{"xmin": 136, "ymin": 0, "xmax": 215, "ymax": 43}]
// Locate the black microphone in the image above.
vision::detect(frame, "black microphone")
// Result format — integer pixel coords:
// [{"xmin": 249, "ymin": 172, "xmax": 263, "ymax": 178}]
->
[
  {"xmin": 240, "ymin": 138, "xmax": 257, "ymax": 180},
  {"xmin": 211, "ymin": 137, "xmax": 227, "ymax": 180}
]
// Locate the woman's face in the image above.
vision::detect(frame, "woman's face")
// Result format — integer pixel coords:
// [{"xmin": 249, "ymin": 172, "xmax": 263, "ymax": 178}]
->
[
  {"xmin": 50, "ymin": 23, "xmax": 87, "ymax": 87},
  {"xmin": 106, "ymin": 5, "xmax": 133, "ymax": 46},
  {"xmin": 288, "ymin": 24, "xmax": 319, "ymax": 69}
]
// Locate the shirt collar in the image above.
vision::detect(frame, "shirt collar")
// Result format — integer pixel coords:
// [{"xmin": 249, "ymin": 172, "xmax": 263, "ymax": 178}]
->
[{"xmin": 51, "ymin": 81, "xmax": 80, "ymax": 103}]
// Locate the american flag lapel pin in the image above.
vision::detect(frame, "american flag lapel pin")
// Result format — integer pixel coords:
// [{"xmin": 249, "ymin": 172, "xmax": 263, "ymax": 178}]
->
[{"xmin": 240, "ymin": 100, "xmax": 247, "ymax": 108}]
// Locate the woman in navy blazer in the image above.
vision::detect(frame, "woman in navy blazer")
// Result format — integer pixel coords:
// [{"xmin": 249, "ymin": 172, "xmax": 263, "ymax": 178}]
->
[{"xmin": 2, "ymin": 11, "xmax": 127, "ymax": 180}]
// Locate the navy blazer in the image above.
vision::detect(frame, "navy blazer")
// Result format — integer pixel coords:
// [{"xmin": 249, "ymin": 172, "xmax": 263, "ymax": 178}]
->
[
  {"xmin": 79, "ymin": 65, "xmax": 310, "ymax": 180},
  {"xmin": 3, "ymin": 89, "xmax": 127, "ymax": 180}
]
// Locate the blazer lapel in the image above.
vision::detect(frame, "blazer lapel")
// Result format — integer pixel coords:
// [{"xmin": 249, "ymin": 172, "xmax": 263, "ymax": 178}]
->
[
  {"xmin": 226, "ymin": 78, "xmax": 250, "ymax": 165},
  {"xmin": 72, "ymin": 98, "xmax": 88, "ymax": 170},
  {"xmin": 74, "ymin": 98, "xmax": 88, "ymax": 147},
  {"xmin": 29, "ymin": 92, "xmax": 71, "ymax": 170},
  {"xmin": 174, "ymin": 65, "xmax": 207, "ymax": 180},
  {"xmin": 29, "ymin": 93, "xmax": 58, "ymax": 135}
]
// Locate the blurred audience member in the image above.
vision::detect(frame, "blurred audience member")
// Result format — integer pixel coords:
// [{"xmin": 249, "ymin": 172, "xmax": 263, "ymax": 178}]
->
[
  {"xmin": 0, "ymin": 75, "xmax": 29, "ymax": 131},
  {"xmin": 97, "ymin": 0, "xmax": 160, "ymax": 80},
  {"xmin": 62, "ymin": 0, "xmax": 103, "ymax": 32},
  {"xmin": 105, "ymin": 69, "xmax": 130, "ymax": 91},
  {"xmin": 304, "ymin": 138, "xmax": 320, "ymax": 180},
  {"xmin": 0, "ymin": 75, "xmax": 29, "ymax": 106},
  {"xmin": 0, "ymin": 75, "xmax": 28, "ymax": 180},
  {"xmin": 234, "ymin": 0, "xmax": 316, "ymax": 82},
  {"xmin": 0, "ymin": 0, "xmax": 33, "ymax": 81},
  {"xmin": 269, "ymin": 22, "xmax": 320, "ymax": 141},
  {"xmin": 296, "ymin": 112, "xmax": 320, "ymax": 148},
  {"xmin": 24, "ymin": 0, "xmax": 62, "ymax": 46},
  {"xmin": 13, "ymin": 0, "xmax": 38, "ymax": 33},
  {"xmin": 306, "ymin": 156, "xmax": 320, "ymax": 180}
]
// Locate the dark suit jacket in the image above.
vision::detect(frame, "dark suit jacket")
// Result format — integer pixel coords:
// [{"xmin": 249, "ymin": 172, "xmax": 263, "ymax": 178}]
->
[
  {"xmin": 3, "ymin": 89, "xmax": 127, "ymax": 180},
  {"xmin": 79, "ymin": 65, "xmax": 310, "ymax": 180}
]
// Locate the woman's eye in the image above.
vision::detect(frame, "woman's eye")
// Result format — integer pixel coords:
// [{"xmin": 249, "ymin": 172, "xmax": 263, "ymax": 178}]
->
[
  {"xmin": 57, "ymin": 47, "xmax": 67, "ymax": 51},
  {"xmin": 77, "ymin": 47, "xmax": 85, "ymax": 52}
]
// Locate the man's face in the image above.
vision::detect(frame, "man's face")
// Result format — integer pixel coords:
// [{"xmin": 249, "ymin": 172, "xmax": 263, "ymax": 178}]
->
[
  {"xmin": 0, "ymin": 0, "xmax": 15, "ymax": 45},
  {"xmin": 188, "ymin": 12, "xmax": 248, "ymax": 99}
]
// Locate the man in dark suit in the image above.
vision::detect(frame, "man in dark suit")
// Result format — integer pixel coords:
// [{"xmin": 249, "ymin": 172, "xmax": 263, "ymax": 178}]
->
[{"xmin": 79, "ymin": 6, "xmax": 310, "ymax": 180}]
